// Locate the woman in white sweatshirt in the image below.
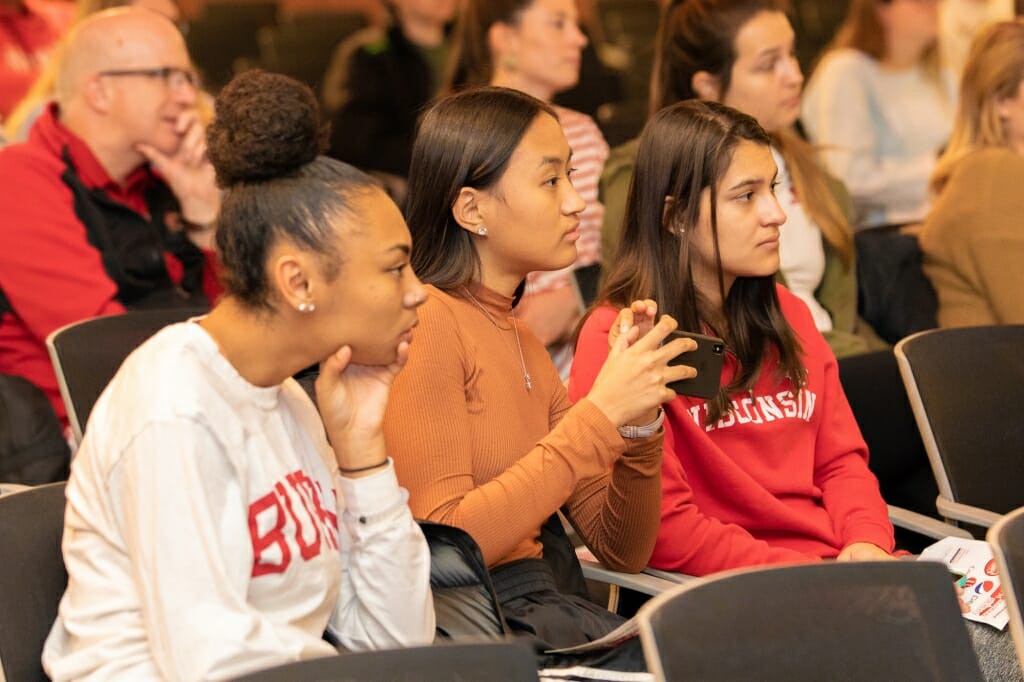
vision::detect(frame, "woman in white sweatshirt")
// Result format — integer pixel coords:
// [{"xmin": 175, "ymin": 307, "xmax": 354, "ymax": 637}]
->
[
  {"xmin": 42, "ymin": 69, "xmax": 435, "ymax": 681},
  {"xmin": 802, "ymin": 0, "xmax": 956, "ymax": 230}
]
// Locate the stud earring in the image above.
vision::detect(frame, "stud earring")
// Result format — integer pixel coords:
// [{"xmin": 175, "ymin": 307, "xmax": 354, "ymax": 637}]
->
[
  {"xmin": 298, "ymin": 301, "xmax": 316, "ymax": 313},
  {"xmin": 477, "ymin": 226, "xmax": 488, "ymax": 237},
  {"xmin": 501, "ymin": 53, "xmax": 518, "ymax": 72}
]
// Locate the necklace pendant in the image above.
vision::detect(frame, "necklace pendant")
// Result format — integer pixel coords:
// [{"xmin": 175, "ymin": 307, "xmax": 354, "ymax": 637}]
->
[{"xmin": 463, "ymin": 287, "xmax": 534, "ymax": 394}]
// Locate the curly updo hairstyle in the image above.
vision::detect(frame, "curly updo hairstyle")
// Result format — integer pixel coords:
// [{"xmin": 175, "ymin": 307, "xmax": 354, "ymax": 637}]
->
[{"xmin": 207, "ymin": 69, "xmax": 377, "ymax": 310}]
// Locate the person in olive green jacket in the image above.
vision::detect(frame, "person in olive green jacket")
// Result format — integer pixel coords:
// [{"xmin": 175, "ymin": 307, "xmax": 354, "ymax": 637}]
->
[{"xmin": 601, "ymin": 0, "xmax": 884, "ymax": 359}]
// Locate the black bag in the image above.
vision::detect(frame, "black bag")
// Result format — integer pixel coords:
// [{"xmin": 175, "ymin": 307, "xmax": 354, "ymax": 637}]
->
[
  {"xmin": 855, "ymin": 227, "xmax": 938, "ymax": 345},
  {"xmin": 0, "ymin": 374, "xmax": 70, "ymax": 484}
]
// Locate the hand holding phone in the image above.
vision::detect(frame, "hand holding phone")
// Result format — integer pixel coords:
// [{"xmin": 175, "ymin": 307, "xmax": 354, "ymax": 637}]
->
[
  {"xmin": 585, "ymin": 314, "xmax": 695, "ymax": 428},
  {"xmin": 665, "ymin": 330, "xmax": 725, "ymax": 399}
]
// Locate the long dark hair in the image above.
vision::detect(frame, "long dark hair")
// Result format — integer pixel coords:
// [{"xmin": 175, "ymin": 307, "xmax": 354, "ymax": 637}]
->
[
  {"xmin": 598, "ymin": 100, "xmax": 804, "ymax": 423},
  {"xmin": 444, "ymin": 0, "xmax": 532, "ymax": 91},
  {"xmin": 405, "ymin": 86, "xmax": 556, "ymax": 294},
  {"xmin": 651, "ymin": 0, "xmax": 852, "ymax": 268},
  {"xmin": 650, "ymin": 0, "xmax": 784, "ymax": 116}
]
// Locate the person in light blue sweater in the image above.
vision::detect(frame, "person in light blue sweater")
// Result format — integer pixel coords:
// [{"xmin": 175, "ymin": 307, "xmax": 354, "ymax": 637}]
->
[{"xmin": 801, "ymin": 0, "xmax": 956, "ymax": 230}]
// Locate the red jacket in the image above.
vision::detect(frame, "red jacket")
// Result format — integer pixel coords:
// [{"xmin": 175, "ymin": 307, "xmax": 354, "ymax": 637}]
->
[
  {"xmin": 0, "ymin": 105, "xmax": 220, "ymax": 422},
  {"xmin": 569, "ymin": 285, "xmax": 894, "ymax": 576},
  {"xmin": 0, "ymin": 0, "xmax": 72, "ymax": 118}
]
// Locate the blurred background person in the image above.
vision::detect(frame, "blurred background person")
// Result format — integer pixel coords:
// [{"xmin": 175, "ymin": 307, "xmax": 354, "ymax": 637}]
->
[
  {"xmin": 4, "ymin": 0, "xmax": 184, "ymax": 142},
  {"xmin": 801, "ymin": 0, "xmax": 954, "ymax": 231},
  {"xmin": 322, "ymin": 0, "xmax": 457, "ymax": 207},
  {"xmin": 922, "ymin": 19, "xmax": 1024, "ymax": 326},
  {"xmin": 0, "ymin": 8, "xmax": 220, "ymax": 432},
  {"xmin": 940, "ymin": 0, "xmax": 1013, "ymax": 77},
  {"xmin": 801, "ymin": 0, "xmax": 951, "ymax": 346},
  {"xmin": 0, "ymin": 0, "xmax": 72, "ymax": 120},
  {"xmin": 602, "ymin": 0, "xmax": 883, "ymax": 359}
]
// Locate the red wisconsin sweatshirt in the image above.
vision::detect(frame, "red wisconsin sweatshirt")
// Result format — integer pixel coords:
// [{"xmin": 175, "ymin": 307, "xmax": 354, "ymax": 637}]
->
[{"xmin": 569, "ymin": 284, "xmax": 894, "ymax": 576}]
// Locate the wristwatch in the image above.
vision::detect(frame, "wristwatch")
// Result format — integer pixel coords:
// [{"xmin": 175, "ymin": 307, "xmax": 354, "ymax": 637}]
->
[{"xmin": 617, "ymin": 409, "xmax": 664, "ymax": 439}]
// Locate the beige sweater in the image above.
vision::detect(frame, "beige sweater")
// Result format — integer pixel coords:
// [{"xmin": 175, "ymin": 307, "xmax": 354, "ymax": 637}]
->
[
  {"xmin": 921, "ymin": 147, "xmax": 1024, "ymax": 327},
  {"xmin": 384, "ymin": 284, "xmax": 662, "ymax": 571}
]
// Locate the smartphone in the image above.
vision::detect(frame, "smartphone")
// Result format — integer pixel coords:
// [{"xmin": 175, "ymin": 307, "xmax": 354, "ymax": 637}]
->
[{"xmin": 665, "ymin": 330, "xmax": 725, "ymax": 399}]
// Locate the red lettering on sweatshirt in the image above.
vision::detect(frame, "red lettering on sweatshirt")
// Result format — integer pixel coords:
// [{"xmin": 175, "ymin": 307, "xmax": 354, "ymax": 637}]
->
[
  {"xmin": 249, "ymin": 492, "xmax": 291, "ymax": 577},
  {"xmin": 249, "ymin": 470, "xmax": 340, "ymax": 577}
]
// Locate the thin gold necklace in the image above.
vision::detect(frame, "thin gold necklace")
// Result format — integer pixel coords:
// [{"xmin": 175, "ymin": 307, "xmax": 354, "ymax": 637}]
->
[{"xmin": 462, "ymin": 287, "xmax": 533, "ymax": 391}]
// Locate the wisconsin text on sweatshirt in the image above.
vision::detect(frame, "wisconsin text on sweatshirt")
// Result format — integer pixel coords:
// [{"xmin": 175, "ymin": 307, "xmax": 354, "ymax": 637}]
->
[{"xmin": 686, "ymin": 388, "xmax": 818, "ymax": 432}]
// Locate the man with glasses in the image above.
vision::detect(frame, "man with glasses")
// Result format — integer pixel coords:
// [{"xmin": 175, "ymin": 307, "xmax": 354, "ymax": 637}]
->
[{"xmin": 0, "ymin": 7, "xmax": 221, "ymax": 432}]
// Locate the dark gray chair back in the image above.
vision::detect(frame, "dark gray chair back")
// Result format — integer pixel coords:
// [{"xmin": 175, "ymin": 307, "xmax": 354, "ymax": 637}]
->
[
  {"xmin": 46, "ymin": 308, "xmax": 206, "ymax": 444},
  {"xmin": 0, "ymin": 375, "xmax": 68, "ymax": 485},
  {"xmin": 230, "ymin": 641, "xmax": 539, "ymax": 681},
  {"xmin": 896, "ymin": 325, "xmax": 1024, "ymax": 521},
  {"xmin": 988, "ymin": 507, "xmax": 1024, "ymax": 667},
  {"xmin": 0, "ymin": 482, "xmax": 67, "ymax": 682},
  {"xmin": 638, "ymin": 561, "xmax": 983, "ymax": 682}
]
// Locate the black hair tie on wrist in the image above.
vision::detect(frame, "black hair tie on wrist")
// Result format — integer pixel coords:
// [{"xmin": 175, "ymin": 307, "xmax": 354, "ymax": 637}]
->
[{"xmin": 338, "ymin": 459, "xmax": 389, "ymax": 475}]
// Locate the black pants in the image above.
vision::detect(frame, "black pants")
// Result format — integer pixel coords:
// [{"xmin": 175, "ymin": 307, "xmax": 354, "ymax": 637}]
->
[
  {"xmin": 854, "ymin": 226, "xmax": 937, "ymax": 345},
  {"xmin": 491, "ymin": 559, "xmax": 646, "ymax": 673},
  {"xmin": 838, "ymin": 351, "xmax": 939, "ymax": 551},
  {"xmin": 0, "ymin": 374, "xmax": 69, "ymax": 485}
]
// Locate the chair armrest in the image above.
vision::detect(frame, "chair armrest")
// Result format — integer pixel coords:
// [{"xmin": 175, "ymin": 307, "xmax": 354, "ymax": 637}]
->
[
  {"xmin": 641, "ymin": 567, "xmax": 695, "ymax": 584},
  {"xmin": 936, "ymin": 499, "xmax": 1002, "ymax": 529},
  {"xmin": 888, "ymin": 504, "xmax": 972, "ymax": 540},
  {"xmin": 578, "ymin": 559, "xmax": 684, "ymax": 597}
]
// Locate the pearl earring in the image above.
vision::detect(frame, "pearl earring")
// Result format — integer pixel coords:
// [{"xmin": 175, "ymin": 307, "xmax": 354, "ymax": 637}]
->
[
  {"xmin": 298, "ymin": 301, "xmax": 316, "ymax": 313},
  {"xmin": 477, "ymin": 226, "xmax": 488, "ymax": 236}
]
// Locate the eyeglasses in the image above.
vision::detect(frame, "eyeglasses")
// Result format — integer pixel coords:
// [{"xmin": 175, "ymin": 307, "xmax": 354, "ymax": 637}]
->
[{"xmin": 98, "ymin": 66, "xmax": 199, "ymax": 90}]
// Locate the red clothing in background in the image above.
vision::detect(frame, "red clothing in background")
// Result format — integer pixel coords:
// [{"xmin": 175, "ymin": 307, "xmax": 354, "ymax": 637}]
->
[
  {"xmin": 0, "ymin": 105, "xmax": 219, "ymax": 422},
  {"xmin": 569, "ymin": 284, "xmax": 894, "ymax": 576},
  {"xmin": 0, "ymin": 0, "xmax": 72, "ymax": 119}
]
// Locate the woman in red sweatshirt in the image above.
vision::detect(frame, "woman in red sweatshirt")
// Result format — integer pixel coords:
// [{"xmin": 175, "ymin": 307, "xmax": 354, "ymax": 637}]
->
[{"xmin": 569, "ymin": 99, "xmax": 895, "ymax": 577}]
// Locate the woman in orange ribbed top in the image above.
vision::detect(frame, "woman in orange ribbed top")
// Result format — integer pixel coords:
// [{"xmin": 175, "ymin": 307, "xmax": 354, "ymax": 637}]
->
[{"xmin": 383, "ymin": 86, "xmax": 695, "ymax": 671}]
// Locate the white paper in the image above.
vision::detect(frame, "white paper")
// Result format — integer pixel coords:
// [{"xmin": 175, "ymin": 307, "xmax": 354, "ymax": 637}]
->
[
  {"xmin": 918, "ymin": 537, "xmax": 1009, "ymax": 630},
  {"xmin": 539, "ymin": 666, "xmax": 653, "ymax": 681}
]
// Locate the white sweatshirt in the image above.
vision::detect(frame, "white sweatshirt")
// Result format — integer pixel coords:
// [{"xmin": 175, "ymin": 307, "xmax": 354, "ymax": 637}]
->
[
  {"xmin": 42, "ymin": 322, "xmax": 435, "ymax": 681},
  {"xmin": 801, "ymin": 48, "xmax": 955, "ymax": 229},
  {"xmin": 771, "ymin": 146, "xmax": 833, "ymax": 333}
]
